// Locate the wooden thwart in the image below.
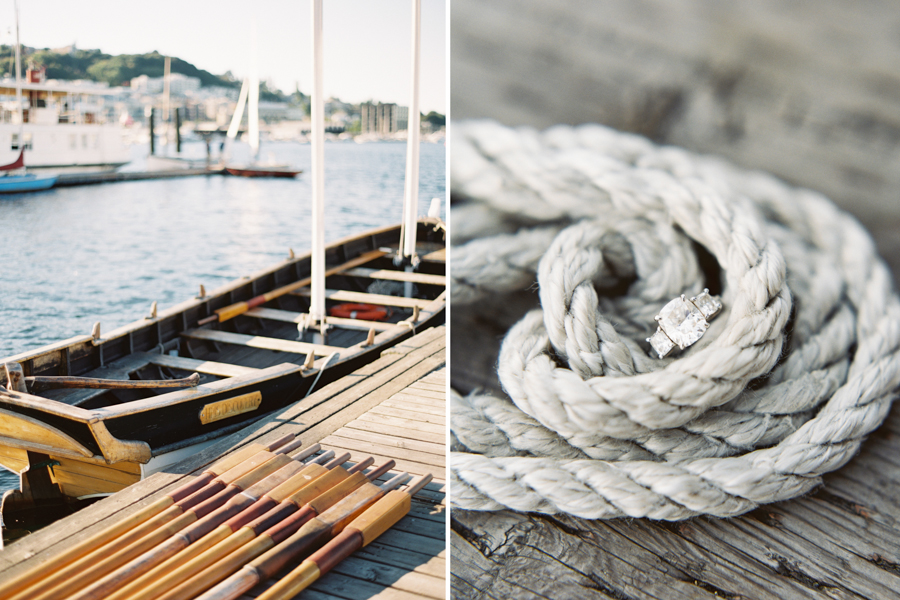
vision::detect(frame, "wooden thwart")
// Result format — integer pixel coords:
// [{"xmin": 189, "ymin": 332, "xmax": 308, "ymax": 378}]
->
[
  {"xmin": 292, "ymin": 288, "xmax": 433, "ymax": 309},
  {"xmin": 341, "ymin": 267, "xmax": 446, "ymax": 286},
  {"xmin": 244, "ymin": 307, "xmax": 395, "ymax": 332},
  {"xmin": 420, "ymin": 248, "xmax": 445, "ymax": 263},
  {"xmin": 138, "ymin": 352, "xmax": 259, "ymax": 378},
  {"xmin": 181, "ymin": 329, "xmax": 343, "ymax": 356}
]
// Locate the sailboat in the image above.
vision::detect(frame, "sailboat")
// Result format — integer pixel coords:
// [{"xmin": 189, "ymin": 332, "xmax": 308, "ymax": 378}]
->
[
  {"xmin": 222, "ymin": 32, "xmax": 302, "ymax": 178},
  {"xmin": 0, "ymin": 2, "xmax": 58, "ymax": 194},
  {"xmin": 222, "ymin": 77, "xmax": 303, "ymax": 178},
  {"xmin": 224, "ymin": 37, "xmax": 303, "ymax": 177}
]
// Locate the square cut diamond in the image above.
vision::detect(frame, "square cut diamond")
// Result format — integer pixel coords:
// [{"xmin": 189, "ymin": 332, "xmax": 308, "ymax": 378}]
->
[
  {"xmin": 691, "ymin": 290, "xmax": 721, "ymax": 318},
  {"xmin": 649, "ymin": 328, "xmax": 675, "ymax": 358},
  {"xmin": 658, "ymin": 296, "xmax": 707, "ymax": 349}
]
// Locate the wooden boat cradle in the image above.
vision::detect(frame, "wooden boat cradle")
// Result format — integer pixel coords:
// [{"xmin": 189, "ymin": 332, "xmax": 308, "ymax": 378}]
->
[{"xmin": 0, "ymin": 220, "xmax": 445, "ymax": 504}]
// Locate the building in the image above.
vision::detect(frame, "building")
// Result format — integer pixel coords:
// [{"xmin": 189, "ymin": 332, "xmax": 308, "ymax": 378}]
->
[
  {"xmin": 360, "ymin": 102, "xmax": 408, "ymax": 134},
  {"xmin": 130, "ymin": 73, "xmax": 201, "ymax": 96}
]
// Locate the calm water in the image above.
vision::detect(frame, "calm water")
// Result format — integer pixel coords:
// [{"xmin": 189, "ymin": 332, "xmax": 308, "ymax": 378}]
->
[{"xmin": 0, "ymin": 140, "xmax": 445, "ymax": 494}]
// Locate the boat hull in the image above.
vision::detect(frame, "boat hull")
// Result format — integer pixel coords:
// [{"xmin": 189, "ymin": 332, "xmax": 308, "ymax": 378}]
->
[
  {"xmin": 0, "ymin": 220, "xmax": 445, "ymax": 502},
  {"xmin": 0, "ymin": 123, "xmax": 130, "ymax": 169},
  {"xmin": 0, "ymin": 174, "xmax": 57, "ymax": 193},
  {"xmin": 225, "ymin": 165, "xmax": 302, "ymax": 178}
]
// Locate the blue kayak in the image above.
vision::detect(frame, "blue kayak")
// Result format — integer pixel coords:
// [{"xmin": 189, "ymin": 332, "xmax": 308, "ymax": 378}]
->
[{"xmin": 0, "ymin": 174, "xmax": 58, "ymax": 193}]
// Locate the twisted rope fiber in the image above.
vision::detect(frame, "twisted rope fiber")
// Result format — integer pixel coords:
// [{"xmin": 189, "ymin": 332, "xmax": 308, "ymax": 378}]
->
[{"xmin": 450, "ymin": 120, "xmax": 900, "ymax": 520}]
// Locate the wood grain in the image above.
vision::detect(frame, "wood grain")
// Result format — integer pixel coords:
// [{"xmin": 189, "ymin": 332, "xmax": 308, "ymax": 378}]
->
[
  {"xmin": 451, "ymin": 0, "xmax": 900, "ymax": 286},
  {"xmin": 451, "ymin": 1, "xmax": 900, "ymax": 598},
  {"xmin": 0, "ymin": 327, "xmax": 446, "ymax": 600}
]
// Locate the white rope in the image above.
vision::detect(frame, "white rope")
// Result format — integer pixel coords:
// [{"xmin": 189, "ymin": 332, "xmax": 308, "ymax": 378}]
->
[{"xmin": 451, "ymin": 120, "xmax": 900, "ymax": 519}]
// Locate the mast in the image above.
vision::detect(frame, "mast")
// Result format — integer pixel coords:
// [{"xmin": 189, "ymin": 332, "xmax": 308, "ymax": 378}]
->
[
  {"xmin": 13, "ymin": 0, "xmax": 23, "ymax": 153},
  {"xmin": 309, "ymin": 0, "xmax": 326, "ymax": 331},
  {"xmin": 249, "ymin": 21, "xmax": 260, "ymax": 159},
  {"xmin": 400, "ymin": 0, "xmax": 422, "ymax": 265},
  {"xmin": 162, "ymin": 56, "xmax": 171, "ymax": 148}
]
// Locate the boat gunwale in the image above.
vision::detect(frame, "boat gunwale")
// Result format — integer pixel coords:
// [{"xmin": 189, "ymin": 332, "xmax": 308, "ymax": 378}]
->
[{"xmin": 2, "ymin": 220, "xmax": 441, "ymax": 367}]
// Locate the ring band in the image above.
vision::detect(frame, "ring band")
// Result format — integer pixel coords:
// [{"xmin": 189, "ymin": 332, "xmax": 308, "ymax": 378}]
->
[{"xmin": 647, "ymin": 288, "xmax": 722, "ymax": 358}]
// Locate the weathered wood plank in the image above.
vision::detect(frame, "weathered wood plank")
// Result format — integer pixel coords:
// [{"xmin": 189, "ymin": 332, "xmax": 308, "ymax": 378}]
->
[
  {"xmin": 329, "ymin": 556, "xmax": 445, "ymax": 599},
  {"xmin": 292, "ymin": 288, "xmax": 433, "ymax": 309},
  {"xmin": 354, "ymin": 544, "xmax": 446, "ymax": 579},
  {"xmin": 369, "ymin": 405, "xmax": 445, "ymax": 425},
  {"xmin": 343, "ymin": 419, "xmax": 445, "ymax": 445},
  {"xmin": 326, "ymin": 428, "xmax": 445, "ymax": 457},
  {"xmin": 421, "ymin": 248, "xmax": 446, "ymax": 263},
  {"xmin": 244, "ymin": 307, "xmax": 396, "ymax": 332},
  {"xmin": 138, "ymin": 352, "xmax": 258, "ymax": 378},
  {"xmin": 342, "ymin": 267, "xmax": 447, "ymax": 287},
  {"xmin": 357, "ymin": 413, "xmax": 445, "ymax": 436},
  {"xmin": 382, "ymin": 396, "xmax": 446, "ymax": 413},
  {"xmin": 181, "ymin": 329, "xmax": 343, "ymax": 356},
  {"xmin": 408, "ymin": 382, "xmax": 445, "ymax": 395},
  {"xmin": 378, "ymin": 528, "xmax": 447, "ymax": 558}
]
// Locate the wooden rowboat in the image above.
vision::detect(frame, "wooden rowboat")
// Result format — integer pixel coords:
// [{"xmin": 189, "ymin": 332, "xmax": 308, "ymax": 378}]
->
[{"xmin": 0, "ymin": 219, "xmax": 444, "ymax": 521}]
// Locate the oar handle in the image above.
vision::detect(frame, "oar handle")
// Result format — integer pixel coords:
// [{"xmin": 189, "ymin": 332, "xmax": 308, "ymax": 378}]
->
[{"xmin": 27, "ymin": 372, "xmax": 200, "ymax": 392}]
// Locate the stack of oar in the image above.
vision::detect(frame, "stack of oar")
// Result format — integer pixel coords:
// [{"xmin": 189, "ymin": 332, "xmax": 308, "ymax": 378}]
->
[{"xmin": 0, "ymin": 433, "xmax": 433, "ymax": 600}]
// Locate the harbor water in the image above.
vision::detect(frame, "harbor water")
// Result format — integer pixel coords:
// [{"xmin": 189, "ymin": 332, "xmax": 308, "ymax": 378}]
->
[{"xmin": 0, "ymin": 140, "xmax": 445, "ymax": 496}]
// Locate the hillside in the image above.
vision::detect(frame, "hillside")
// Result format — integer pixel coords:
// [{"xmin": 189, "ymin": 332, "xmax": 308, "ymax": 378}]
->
[{"xmin": 0, "ymin": 46, "xmax": 286, "ymax": 101}]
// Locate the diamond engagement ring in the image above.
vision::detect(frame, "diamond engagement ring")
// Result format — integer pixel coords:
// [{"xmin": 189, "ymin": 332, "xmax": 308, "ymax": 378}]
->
[{"xmin": 647, "ymin": 289, "xmax": 722, "ymax": 358}]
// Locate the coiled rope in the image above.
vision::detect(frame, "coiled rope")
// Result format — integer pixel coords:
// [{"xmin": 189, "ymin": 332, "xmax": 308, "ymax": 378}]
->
[{"xmin": 450, "ymin": 120, "xmax": 900, "ymax": 520}]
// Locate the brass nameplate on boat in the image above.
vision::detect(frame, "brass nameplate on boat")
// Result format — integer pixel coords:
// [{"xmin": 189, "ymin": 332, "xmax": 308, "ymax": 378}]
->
[{"xmin": 199, "ymin": 392, "xmax": 262, "ymax": 424}]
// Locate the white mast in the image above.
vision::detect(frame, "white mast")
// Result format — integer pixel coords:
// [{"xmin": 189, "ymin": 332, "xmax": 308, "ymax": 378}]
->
[
  {"xmin": 224, "ymin": 78, "xmax": 250, "ymax": 161},
  {"xmin": 400, "ymin": 0, "xmax": 421, "ymax": 263},
  {"xmin": 309, "ymin": 0, "xmax": 326, "ymax": 330},
  {"xmin": 13, "ymin": 0, "xmax": 23, "ymax": 151},
  {"xmin": 249, "ymin": 21, "xmax": 260, "ymax": 160},
  {"xmin": 162, "ymin": 56, "xmax": 171, "ymax": 148}
]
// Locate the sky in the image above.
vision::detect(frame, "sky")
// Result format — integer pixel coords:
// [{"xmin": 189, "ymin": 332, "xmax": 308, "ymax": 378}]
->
[{"xmin": 2, "ymin": 0, "xmax": 446, "ymax": 113}]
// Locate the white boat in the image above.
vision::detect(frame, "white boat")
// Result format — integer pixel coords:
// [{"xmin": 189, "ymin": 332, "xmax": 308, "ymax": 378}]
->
[
  {"xmin": 0, "ymin": 3, "xmax": 127, "ymax": 173},
  {"xmin": 0, "ymin": 75, "xmax": 130, "ymax": 170}
]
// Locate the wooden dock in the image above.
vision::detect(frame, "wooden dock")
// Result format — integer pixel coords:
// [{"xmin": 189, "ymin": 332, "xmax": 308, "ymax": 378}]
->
[
  {"xmin": 54, "ymin": 167, "xmax": 224, "ymax": 187},
  {"xmin": 0, "ymin": 325, "xmax": 447, "ymax": 600}
]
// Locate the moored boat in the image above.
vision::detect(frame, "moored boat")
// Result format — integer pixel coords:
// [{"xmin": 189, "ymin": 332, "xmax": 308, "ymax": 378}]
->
[
  {"xmin": 0, "ymin": 219, "xmax": 444, "ymax": 519},
  {"xmin": 224, "ymin": 164, "xmax": 302, "ymax": 178},
  {"xmin": 0, "ymin": 172, "xmax": 57, "ymax": 193}
]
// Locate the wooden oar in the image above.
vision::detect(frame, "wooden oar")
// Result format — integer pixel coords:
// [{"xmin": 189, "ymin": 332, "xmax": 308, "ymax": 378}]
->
[
  {"xmin": 0, "ymin": 433, "xmax": 295, "ymax": 600},
  {"xmin": 198, "ymin": 249, "xmax": 387, "ymax": 325},
  {"xmin": 155, "ymin": 463, "xmax": 400, "ymax": 600},
  {"xmin": 66, "ymin": 451, "xmax": 335, "ymax": 600},
  {"xmin": 26, "ymin": 442, "xmax": 316, "ymax": 600},
  {"xmin": 26, "ymin": 372, "xmax": 200, "ymax": 393},
  {"xmin": 255, "ymin": 474, "xmax": 433, "ymax": 600},
  {"xmin": 191, "ymin": 472, "xmax": 411, "ymax": 600},
  {"xmin": 107, "ymin": 455, "xmax": 375, "ymax": 600}
]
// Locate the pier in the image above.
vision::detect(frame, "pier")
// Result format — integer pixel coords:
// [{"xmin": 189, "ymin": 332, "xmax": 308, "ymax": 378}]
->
[
  {"xmin": 54, "ymin": 167, "xmax": 225, "ymax": 187},
  {"xmin": 0, "ymin": 325, "xmax": 446, "ymax": 600}
]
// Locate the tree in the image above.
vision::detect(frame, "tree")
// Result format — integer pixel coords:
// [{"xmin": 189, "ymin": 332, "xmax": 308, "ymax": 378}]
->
[{"xmin": 423, "ymin": 111, "xmax": 445, "ymax": 127}]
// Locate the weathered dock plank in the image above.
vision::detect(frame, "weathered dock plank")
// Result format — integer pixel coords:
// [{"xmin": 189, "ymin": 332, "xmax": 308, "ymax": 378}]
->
[{"xmin": 0, "ymin": 326, "xmax": 447, "ymax": 600}]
